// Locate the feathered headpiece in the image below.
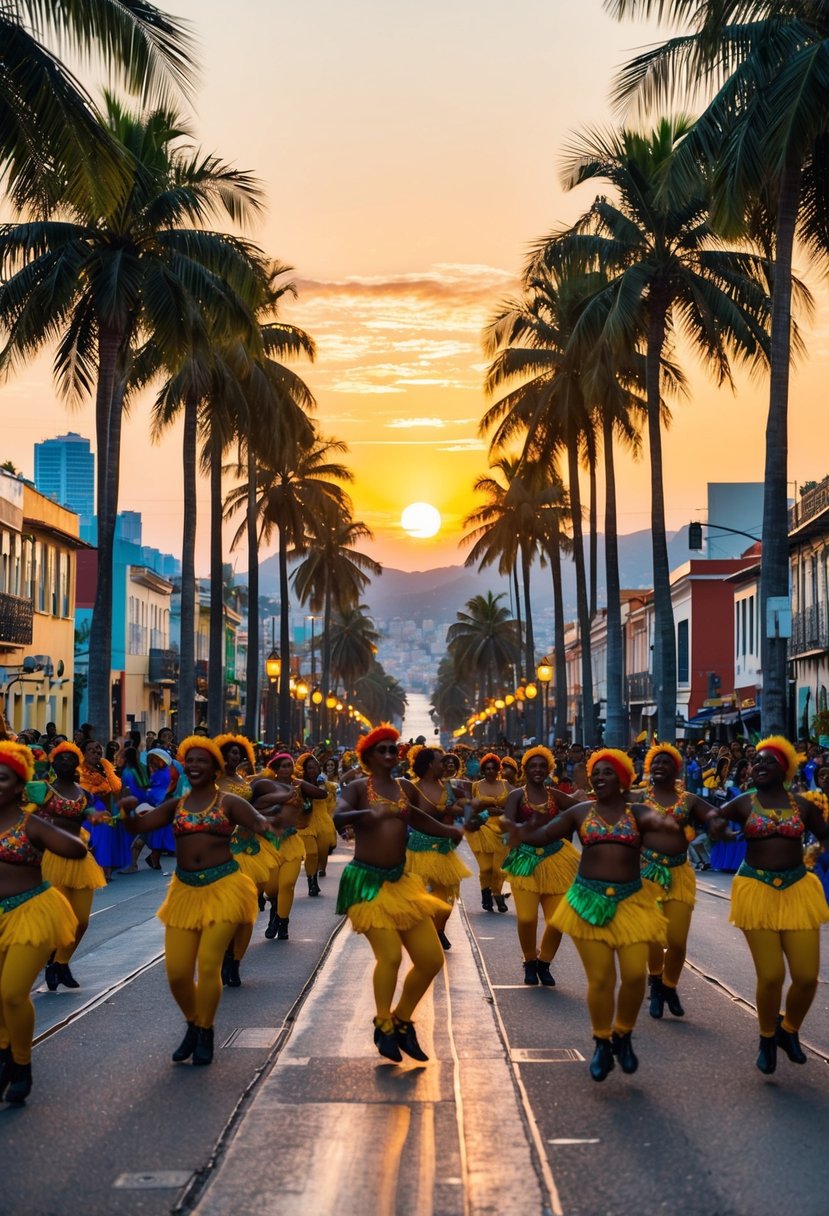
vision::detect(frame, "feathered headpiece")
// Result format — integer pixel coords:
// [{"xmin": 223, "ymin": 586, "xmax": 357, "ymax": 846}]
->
[
  {"xmin": 587, "ymin": 748, "xmax": 636, "ymax": 791},
  {"xmin": 643, "ymin": 742, "xmax": 683, "ymax": 775},
  {"xmin": 755, "ymin": 735, "xmax": 799, "ymax": 783},
  {"xmin": 50, "ymin": 741, "xmax": 83, "ymax": 765},
  {"xmin": 479, "ymin": 752, "xmax": 502, "ymax": 771},
  {"xmin": 520, "ymin": 745, "xmax": 555, "ymax": 773},
  {"xmin": 214, "ymin": 732, "xmax": 256, "ymax": 770},
  {"xmin": 356, "ymin": 724, "xmax": 399, "ymax": 773},
  {"xmin": 0, "ymin": 741, "xmax": 34, "ymax": 783},
  {"xmin": 177, "ymin": 736, "xmax": 224, "ymax": 770}
]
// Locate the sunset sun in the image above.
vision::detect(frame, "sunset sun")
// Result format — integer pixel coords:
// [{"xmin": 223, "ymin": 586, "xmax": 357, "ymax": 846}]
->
[{"xmin": 401, "ymin": 502, "xmax": 442, "ymax": 539}]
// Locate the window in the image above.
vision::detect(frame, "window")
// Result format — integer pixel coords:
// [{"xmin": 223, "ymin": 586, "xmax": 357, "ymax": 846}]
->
[
  {"xmin": 741, "ymin": 599, "xmax": 747, "ymax": 657},
  {"xmin": 748, "ymin": 594, "xmax": 755, "ymax": 656},
  {"xmin": 677, "ymin": 619, "xmax": 689, "ymax": 684},
  {"xmin": 735, "ymin": 602, "xmax": 740, "ymax": 660},
  {"xmin": 35, "ymin": 542, "xmax": 45, "ymax": 611}
]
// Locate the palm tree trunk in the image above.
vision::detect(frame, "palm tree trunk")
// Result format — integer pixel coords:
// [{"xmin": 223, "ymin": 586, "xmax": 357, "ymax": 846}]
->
[
  {"xmin": 567, "ymin": 425, "xmax": 594, "ymax": 745},
  {"xmin": 278, "ymin": 526, "xmax": 291, "ymax": 743},
  {"xmin": 512, "ymin": 561, "xmax": 523, "ymax": 680},
  {"xmin": 588, "ymin": 444, "xmax": 598, "ymax": 621},
  {"xmin": 178, "ymin": 393, "xmax": 198, "ymax": 738},
  {"xmin": 207, "ymin": 424, "xmax": 224, "ymax": 734},
  {"xmin": 547, "ymin": 526, "xmax": 568, "ymax": 743},
  {"xmin": 602, "ymin": 413, "xmax": 624, "ymax": 747},
  {"xmin": 521, "ymin": 547, "xmax": 542, "ymax": 739},
  {"xmin": 321, "ymin": 569, "xmax": 333, "ymax": 740},
  {"xmin": 87, "ymin": 324, "xmax": 124, "ymax": 736},
  {"xmin": 760, "ymin": 166, "xmax": 801, "ymax": 736},
  {"xmin": 647, "ymin": 282, "xmax": 676, "ymax": 744},
  {"xmin": 244, "ymin": 444, "xmax": 259, "ymax": 741}
]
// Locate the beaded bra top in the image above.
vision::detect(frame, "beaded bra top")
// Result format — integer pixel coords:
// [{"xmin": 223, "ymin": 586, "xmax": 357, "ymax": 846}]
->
[
  {"xmin": 43, "ymin": 788, "xmax": 88, "ymax": 823},
  {"xmin": 579, "ymin": 806, "xmax": 641, "ymax": 849},
  {"xmin": 0, "ymin": 812, "xmax": 41, "ymax": 866},
  {"xmin": 471, "ymin": 780, "xmax": 509, "ymax": 808},
  {"xmin": 413, "ymin": 779, "xmax": 448, "ymax": 812},
  {"xmin": 173, "ymin": 790, "xmax": 234, "ymax": 838},
  {"xmin": 743, "ymin": 794, "xmax": 805, "ymax": 841},
  {"xmin": 366, "ymin": 776, "xmax": 409, "ymax": 818},
  {"xmin": 221, "ymin": 776, "xmax": 253, "ymax": 800},
  {"xmin": 642, "ymin": 786, "xmax": 692, "ymax": 828},
  {"xmin": 517, "ymin": 787, "xmax": 560, "ymax": 825}
]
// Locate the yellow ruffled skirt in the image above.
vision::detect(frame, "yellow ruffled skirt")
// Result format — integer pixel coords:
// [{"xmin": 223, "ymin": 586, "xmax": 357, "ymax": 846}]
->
[
  {"xmin": 553, "ymin": 881, "xmax": 668, "ymax": 948},
  {"xmin": 231, "ymin": 831, "xmax": 272, "ymax": 887},
  {"xmin": 642, "ymin": 859, "xmax": 697, "ymax": 909},
  {"xmin": 347, "ymin": 873, "xmax": 451, "ymax": 934},
  {"xmin": 506, "ymin": 840, "xmax": 580, "ymax": 895},
  {"xmin": 41, "ymin": 848, "xmax": 107, "ymax": 891},
  {"xmin": 0, "ymin": 884, "xmax": 77, "ymax": 952},
  {"xmin": 468, "ymin": 816, "xmax": 507, "ymax": 858},
  {"xmin": 265, "ymin": 832, "xmax": 305, "ymax": 871},
  {"xmin": 405, "ymin": 847, "xmax": 472, "ymax": 898},
  {"xmin": 305, "ymin": 803, "xmax": 337, "ymax": 854},
  {"xmin": 158, "ymin": 867, "xmax": 258, "ymax": 931},
  {"xmin": 730, "ymin": 870, "xmax": 829, "ymax": 932}
]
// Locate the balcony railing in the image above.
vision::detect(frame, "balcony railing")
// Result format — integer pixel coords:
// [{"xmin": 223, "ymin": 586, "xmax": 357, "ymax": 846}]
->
[
  {"xmin": 789, "ymin": 603, "xmax": 829, "ymax": 657},
  {"xmin": 148, "ymin": 648, "xmax": 178, "ymax": 685},
  {"xmin": 0, "ymin": 591, "xmax": 34, "ymax": 647},
  {"xmin": 789, "ymin": 476, "xmax": 829, "ymax": 530},
  {"xmin": 625, "ymin": 671, "xmax": 654, "ymax": 702}
]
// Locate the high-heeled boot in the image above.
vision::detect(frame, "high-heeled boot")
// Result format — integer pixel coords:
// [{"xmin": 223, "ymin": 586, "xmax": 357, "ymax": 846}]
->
[
  {"xmin": 0, "ymin": 1046, "xmax": 11, "ymax": 1100},
  {"xmin": 4, "ymin": 1061, "xmax": 32, "ymax": 1104},
  {"xmin": 276, "ymin": 916, "xmax": 289, "ymax": 940},
  {"xmin": 481, "ymin": 887, "xmax": 494, "ymax": 912},
  {"xmin": 756, "ymin": 1034, "xmax": 777, "ymax": 1074},
  {"xmin": 647, "ymin": 974, "xmax": 665, "ymax": 1019},
  {"xmin": 172, "ymin": 1022, "xmax": 199, "ymax": 1062},
  {"xmin": 775, "ymin": 1016, "xmax": 807, "ymax": 1064},
  {"xmin": 393, "ymin": 1015, "xmax": 429, "ymax": 1062},
  {"xmin": 589, "ymin": 1037, "xmax": 615, "ymax": 1082},
  {"xmin": 662, "ymin": 983, "xmax": 685, "ymax": 1017},
  {"xmin": 611, "ymin": 1031, "xmax": 639, "ymax": 1074},
  {"xmin": 494, "ymin": 893, "xmax": 509, "ymax": 913},
  {"xmin": 264, "ymin": 907, "xmax": 279, "ymax": 939},
  {"xmin": 192, "ymin": 1026, "xmax": 214, "ymax": 1066}
]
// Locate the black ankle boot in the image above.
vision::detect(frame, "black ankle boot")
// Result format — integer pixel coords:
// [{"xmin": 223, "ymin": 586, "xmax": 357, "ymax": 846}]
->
[
  {"xmin": 523, "ymin": 959, "xmax": 539, "ymax": 986},
  {"xmin": 192, "ymin": 1026, "xmax": 214, "ymax": 1066},
  {"xmin": 0, "ymin": 1046, "xmax": 11, "ymax": 1100},
  {"xmin": 172, "ymin": 1022, "xmax": 199, "ymax": 1062},
  {"xmin": 226, "ymin": 957, "xmax": 241, "ymax": 988},
  {"xmin": 776, "ymin": 1016, "xmax": 807, "ymax": 1064},
  {"xmin": 648, "ymin": 975, "xmax": 665, "ymax": 1019},
  {"xmin": 481, "ymin": 887, "xmax": 494, "ymax": 912},
  {"xmin": 264, "ymin": 908, "xmax": 279, "ymax": 939},
  {"xmin": 56, "ymin": 963, "xmax": 79, "ymax": 989},
  {"xmin": 393, "ymin": 1015, "xmax": 429, "ymax": 1062},
  {"xmin": 221, "ymin": 949, "xmax": 232, "ymax": 987},
  {"xmin": 757, "ymin": 1034, "xmax": 777, "ymax": 1074},
  {"xmin": 373, "ymin": 1018, "xmax": 402, "ymax": 1062},
  {"xmin": 663, "ymin": 983, "xmax": 685, "ymax": 1017},
  {"xmin": 590, "ymin": 1037, "xmax": 615, "ymax": 1082},
  {"xmin": 438, "ymin": 930, "xmax": 452, "ymax": 950},
  {"xmin": 258, "ymin": 890, "xmax": 266, "ymax": 912},
  {"xmin": 276, "ymin": 916, "xmax": 289, "ymax": 940},
  {"xmin": 494, "ymin": 893, "xmax": 509, "ymax": 913},
  {"xmin": 44, "ymin": 961, "xmax": 58, "ymax": 992},
  {"xmin": 307, "ymin": 874, "xmax": 320, "ymax": 897},
  {"xmin": 4, "ymin": 1061, "xmax": 32, "ymax": 1104},
  {"xmin": 611, "ymin": 1031, "xmax": 639, "ymax": 1075},
  {"xmin": 537, "ymin": 960, "xmax": 556, "ymax": 987}
]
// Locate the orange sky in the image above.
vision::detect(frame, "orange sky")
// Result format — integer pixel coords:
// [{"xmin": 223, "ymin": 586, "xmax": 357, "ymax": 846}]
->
[{"xmin": 2, "ymin": 2, "xmax": 828, "ymax": 575}]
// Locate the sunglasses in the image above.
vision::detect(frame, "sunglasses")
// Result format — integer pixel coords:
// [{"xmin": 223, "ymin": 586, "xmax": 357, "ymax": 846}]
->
[{"xmin": 373, "ymin": 745, "xmax": 398, "ymax": 755}]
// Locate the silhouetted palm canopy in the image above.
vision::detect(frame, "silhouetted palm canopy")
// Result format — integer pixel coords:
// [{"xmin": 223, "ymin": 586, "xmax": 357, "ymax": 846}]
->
[{"xmin": 446, "ymin": 592, "xmax": 521, "ymax": 702}]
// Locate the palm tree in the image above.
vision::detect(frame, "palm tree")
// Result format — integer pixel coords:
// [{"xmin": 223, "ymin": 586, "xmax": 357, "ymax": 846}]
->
[
  {"xmin": 329, "ymin": 605, "xmax": 380, "ymax": 702},
  {"xmin": 0, "ymin": 98, "xmax": 264, "ymax": 736},
  {"xmin": 352, "ymin": 660, "xmax": 407, "ymax": 726},
  {"xmin": 292, "ymin": 505, "xmax": 381, "ymax": 738},
  {"xmin": 539, "ymin": 118, "xmax": 771, "ymax": 741},
  {"xmin": 432, "ymin": 656, "xmax": 474, "ymax": 736},
  {"xmin": 446, "ymin": 592, "xmax": 521, "ymax": 707},
  {"xmin": 225, "ymin": 433, "xmax": 352, "ymax": 741},
  {"xmin": 606, "ymin": 2, "xmax": 824, "ymax": 732}
]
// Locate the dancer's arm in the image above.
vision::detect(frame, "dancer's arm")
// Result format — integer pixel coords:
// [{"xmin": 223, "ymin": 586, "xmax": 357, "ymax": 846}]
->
[{"xmin": 25, "ymin": 814, "xmax": 89, "ymax": 859}]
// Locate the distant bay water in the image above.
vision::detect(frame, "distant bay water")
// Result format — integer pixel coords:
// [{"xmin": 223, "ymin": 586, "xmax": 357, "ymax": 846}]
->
[{"xmin": 401, "ymin": 692, "xmax": 439, "ymax": 743}]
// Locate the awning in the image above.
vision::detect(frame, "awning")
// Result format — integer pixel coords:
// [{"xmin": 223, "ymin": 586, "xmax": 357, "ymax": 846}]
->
[
  {"xmin": 640, "ymin": 705, "xmax": 657, "ymax": 717},
  {"xmin": 739, "ymin": 708, "xmax": 761, "ymax": 722},
  {"xmin": 686, "ymin": 706, "xmax": 718, "ymax": 726}
]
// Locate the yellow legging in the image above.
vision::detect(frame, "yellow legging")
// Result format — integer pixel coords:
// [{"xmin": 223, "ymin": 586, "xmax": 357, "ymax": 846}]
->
[
  {"xmin": 648, "ymin": 900, "xmax": 693, "ymax": 988},
  {"xmin": 303, "ymin": 838, "xmax": 319, "ymax": 878},
  {"xmin": 0, "ymin": 941, "xmax": 53, "ymax": 1064},
  {"xmin": 573, "ymin": 939, "xmax": 650, "ymax": 1039},
  {"xmin": 231, "ymin": 921, "xmax": 254, "ymax": 962},
  {"xmin": 743, "ymin": 928, "xmax": 820, "ymax": 1037},
  {"xmin": 475, "ymin": 852, "xmax": 505, "ymax": 895},
  {"xmin": 512, "ymin": 890, "xmax": 563, "ymax": 963},
  {"xmin": 364, "ymin": 918, "xmax": 445, "ymax": 1025},
  {"xmin": 53, "ymin": 886, "xmax": 94, "ymax": 964},
  {"xmin": 428, "ymin": 883, "xmax": 454, "ymax": 936},
  {"xmin": 265, "ymin": 858, "xmax": 303, "ymax": 919},
  {"xmin": 165, "ymin": 922, "xmax": 237, "ymax": 1029}
]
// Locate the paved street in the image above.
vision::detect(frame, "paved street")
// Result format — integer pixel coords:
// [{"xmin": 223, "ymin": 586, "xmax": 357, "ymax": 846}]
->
[{"xmin": 2, "ymin": 847, "xmax": 828, "ymax": 1216}]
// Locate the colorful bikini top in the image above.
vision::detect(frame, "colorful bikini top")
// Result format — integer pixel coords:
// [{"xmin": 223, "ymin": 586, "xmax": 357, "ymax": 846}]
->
[
  {"xmin": 579, "ymin": 806, "xmax": 641, "ymax": 849},
  {"xmin": 366, "ymin": 776, "xmax": 409, "ymax": 818},
  {"xmin": 743, "ymin": 794, "xmax": 805, "ymax": 841},
  {"xmin": 0, "ymin": 811, "xmax": 42, "ymax": 866},
  {"xmin": 173, "ymin": 789, "xmax": 234, "ymax": 838},
  {"xmin": 471, "ymin": 780, "xmax": 509, "ymax": 809},
  {"xmin": 44, "ymin": 787, "xmax": 89, "ymax": 823},
  {"xmin": 517, "ymin": 787, "xmax": 560, "ymax": 825},
  {"xmin": 414, "ymin": 780, "xmax": 448, "ymax": 813},
  {"xmin": 221, "ymin": 776, "xmax": 253, "ymax": 800},
  {"xmin": 642, "ymin": 786, "xmax": 692, "ymax": 828}
]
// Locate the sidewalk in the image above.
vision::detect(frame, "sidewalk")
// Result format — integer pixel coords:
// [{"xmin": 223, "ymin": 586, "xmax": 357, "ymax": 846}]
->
[{"xmin": 192, "ymin": 904, "xmax": 554, "ymax": 1216}]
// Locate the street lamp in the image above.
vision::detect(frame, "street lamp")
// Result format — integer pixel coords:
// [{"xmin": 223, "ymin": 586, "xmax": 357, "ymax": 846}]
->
[
  {"xmin": 265, "ymin": 650, "xmax": 281, "ymax": 742},
  {"xmin": 536, "ymin": 657, "xmax": 553, "ymax": 745}
]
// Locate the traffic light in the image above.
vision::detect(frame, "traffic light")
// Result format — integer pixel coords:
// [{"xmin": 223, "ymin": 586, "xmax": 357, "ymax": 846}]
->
[{"xmin": 688, "ymin": 521, "xmax": 703, "ymax": 550}]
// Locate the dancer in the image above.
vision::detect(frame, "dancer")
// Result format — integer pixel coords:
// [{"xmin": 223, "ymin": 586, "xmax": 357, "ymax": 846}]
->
[
  {"xmin": 38, "ymin": 742, "xmax": 107, "ymax": 990},
  {"xmin": 255, "ymin": 753, "xmax": 321, "ymax": 941},
  {"xmin": 633, "ymin": 743, "xmax": 721, "ymax": 1018},
  {"xmin": 78, "ymin": 738, "xmax": 127, "ymax": 880},
  {"xmin": 467, "ymin": 753, "xmax": 511, "ymax": 913},
  {"xmin": 140, "ymin": 749, "xmax": 179, "ymax": 870},
  {"xmin": 725, "ymin": 736, "xmax": 829, "ymax": 1075},
  {"xmin": 507, "ymin": 749, "xmax": 666, "ymax": 1082},
  {"xmin": 0, "ymin": 743, "xmax": 82, "ymax": 1105},
  {"xmin": 317, "ymin": 758, "xmax": 339, "ymax": 879},
  {"xmin": 406, "ymin": 747, "xmax": 471, "ymax": 950},
  {"xmin": 500, "ymin": 747, "xmax": 580, "ymax": 986},
  {"xmin": 334, "ymin": 725, "xmax": 461, "ymax": 1063},
  {"xmin": 294, "ymin": 753, "xmax": 335, "ymax": 896},
  {"xmin": 122, "ymin": 737, "xmax": 270, "ymax": 1066},
  {"xmin": 502, "ymin": 756, "xmax": 522, "ymax": 788}
]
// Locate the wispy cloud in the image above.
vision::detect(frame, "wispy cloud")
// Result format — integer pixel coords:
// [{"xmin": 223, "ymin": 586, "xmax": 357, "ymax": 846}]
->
[{"xmin": 387, "ymin": 417, "xmax": 446, "ymax": 429}]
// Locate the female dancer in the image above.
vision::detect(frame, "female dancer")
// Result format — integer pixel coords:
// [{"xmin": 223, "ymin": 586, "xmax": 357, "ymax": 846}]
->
[
  {"xmin": 140, "ymin": 749, "xmax": 179, "ymax": 870},
  {"xmin": 334, "ymin": 725, "xmax": 461, "ymax": 1063},
  {"xmin": 725, "ymin": 736, "xmax": 829, "ymax": 1074},
  {"xmin": 406, "ymin": 747, "xmax": 471, "ymax": 950},
  {"xmin": 507, "ymin": 749, "xmax": 666, "ymax": 1081},
  {"xmin": 467, "ymin": 753, "xmax": 511, "ymax": 913},
  {"xmin": 38, "ymin": 742, "xmax": 107, "ymax": 990},
  {"xmin": 502, "ymin": 756, "xmax": 521, "ymax": 788},
  {"xmin": 317, "ymin": 759, "xmax": 339, "ymax": 879},
  {"xmin": 257, "ymin": 753, "xmax": 324, "ymax": 941},
  {"xmin": 122, "ymin": 737, "xmax": 270, "ymax": 1065},
  {"xmin": 0, "ymin": 743, "xmax": 82, "ymax": 1104},
  {"xmin": 79, "ymin": 738, "xmax": 127, "ymax": 880},
  {"xmin": 500, "ymin": 747, "xmax": 580, "ymax": 986},
  {"xmin": 633, "ymin": 743, "xmax": 721, "ymax": 1019},
  {"xmin": 294, "ymin": 753, "xmax": 336, "ymax": 897}
]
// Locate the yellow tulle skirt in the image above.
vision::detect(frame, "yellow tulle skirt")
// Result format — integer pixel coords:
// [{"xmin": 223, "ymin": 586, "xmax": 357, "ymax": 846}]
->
[
  {"xmin": 730, "ymin": 870, "xmax": 829, "ymax": 932},
  {"xmin": 506, "ymin": 840, "xmax": 580, "ymax": 895},
  {"xmin": 642, "ymin": 860, "xmax": 697, "ymax": 909},
  {"xmin": 553, "ymin": 881, "xmax": 668, "ymax": 948},
  {"xmin": 302, "ymin": 804, "xmax": 337, "ymax": 853},
  {"xmin": 468, "ymin": 816, "xmax": 508, "ymax": 858},
  {"xmin": 232, "ymin": 841, "xmax": 272, "ymax": 887},
  {"xmin": 158, "ymin": 867, "xmax": 258, "ymax": 931},
  {"xmin": 0, "ymin": 884, "xmax": 77, "ymax": 952},
  {"xmin": 41, "ymin": 848, "xmax": 107, "ymax": 892},
  {"xmin": 405, "ymin": 847, "xmax": 472, "ymax": 898},
  {"xmin": 347, "ymin": 873, "xmax": 451, "ymax": 934},
  {"xmin": 266, "ymin": 832, "xmax": 305, "ymax": 871}
]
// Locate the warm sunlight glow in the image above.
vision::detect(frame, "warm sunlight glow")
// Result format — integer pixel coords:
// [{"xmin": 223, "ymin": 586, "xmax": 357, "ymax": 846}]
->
[{"xmin": 401, "ymin": 502, "xmax": 442, "ymax": 539}]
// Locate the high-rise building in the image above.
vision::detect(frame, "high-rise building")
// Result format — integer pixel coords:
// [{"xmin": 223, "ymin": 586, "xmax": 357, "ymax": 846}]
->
[{"xmin": 33, "ymin": 432, "xmax": 94, "ymax": 517}]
